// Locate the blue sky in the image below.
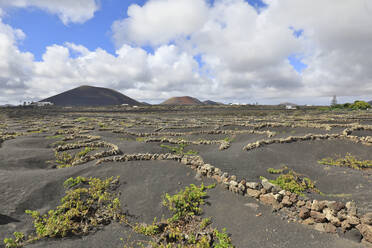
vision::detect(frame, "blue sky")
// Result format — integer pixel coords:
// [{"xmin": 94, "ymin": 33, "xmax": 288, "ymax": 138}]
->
[
  {"xmin": 2, "ymin": 0, "xmax": 269, "ymax": 61},
  {"xmin": 2, "ymin": 0, "xmax": 146, "ymax": 60}
]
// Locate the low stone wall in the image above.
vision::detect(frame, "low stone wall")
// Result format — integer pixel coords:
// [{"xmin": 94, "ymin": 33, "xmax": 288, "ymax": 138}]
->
[
  {"xmin": 63, "ymin": 134, "xmax": 101, "ymax": 143},
  {"xmin": 243, "ymin": 132, "xmax": 372, "ymax": 151},
  {"xmin": 143, "ymin": 137, "xmax": 230, "ymax": 150},
  {"xmin": 55, "ymin": 141, "xmax": 121, "ymax": 166},
  {"xmin": 96, "ymin": 153, "xmax": 372, "ymax": 244},
  {"xmin": 243, "ymin": 134, "xmax": 342, "ymax": 151},
  {"xmin": 113, "ymin": 128, "xmax": 274, "ymax": 138}
]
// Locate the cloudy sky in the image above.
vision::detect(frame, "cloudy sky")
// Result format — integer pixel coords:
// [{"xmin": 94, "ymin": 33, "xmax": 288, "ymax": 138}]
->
[{"xmin": 0, "ymin": 0, "xmax": 371, "ymax": 105}]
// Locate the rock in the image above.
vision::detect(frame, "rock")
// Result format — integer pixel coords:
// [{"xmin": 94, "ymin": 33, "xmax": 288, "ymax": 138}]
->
[
  {"xmin": 278, "ymin": 190, "xmax": 286, "ymax": 195},
  {"xmin": 246, "ymin": 182, "xmax": 260, "ymax": 190},
  {"xmin": 346, "ymin": 216, "xmax": 360, "ymax": 226},
  {"xmin": 289, "ymin": 193, "xmax": 298, "ymax": 203},
  {"xmin": 339, "ymin": 228, "xmax": 363, "ymax": 243},
  {"xmin": 341, "ymin": 220, "xmax": 352, "ymax": 231},
  {"xmin": 299, "ymin": 207, "xmax": 311, "ymax": 219},
  {"xmin": 313, "ymin": 223, "xmax": 337, "ymax": 233},
  {"xmin": 271, "ymin": 185, "xmax": 281, "ymax": 194},
  {"xmin": 296, "ymin": 200, "xmax": 306, "ymax": 208},
  {"xmin": 282, "ymin": 195, "xmax": 293, "ymax": 207},
  {"xmin": 213, "ymin": 175, "xmax": 222, "ymax": 183},
  {"xmin": 337, "ymin": 209, "xmax": 348, "ymax": 221},
  {"xmin": 237, "ymin": 183, "xmax": 246, "ymax": 195},
  {"xmin": 230, "ymin": 175, "xmax": 237, "ymax": 181},
  {"xmin": 361, "ymin": 213, "xmax": 372, "ymax": 225},
  {"xmin": 273, "ymin": 193, "xmax": 283, "ymax": 202},
  {"xmin": 311, "ymin": 200, "xmax": 326, "ymax": 212},
  {"xmin": 310, "ymin": 211, "xmax": 327, "ymax": 223},
  {"xmin": 246, "ymin": 189, "xmax": 261, "ymax": 198},
  {"xmin": 328, "ymin": 201, "xmax": 345, "ymax": 212},
  {"xmin": 356, "ymin": 224, "xmax": 372, "ymax": 243},
  {"xmin": 305, "ymin": 200, "xmax": 312, "ymax": 210},
  {"xmin": 323, "ymin": 208, "xmax": 341, "ymax": 226},
  {"xmin": 323, "ymin": 208, "xmax": 335, "ymax": 219},
  {"xmin": 302, "ymin": 218, "xmax": 315, "ymax": 225},
  {"xmin": 261, "ymin": 179, "xmax": 275, "ymax": 191},
  {"xmin": 259, "ymin": 193, "xmax": 278, "ymax": 206},
  {"xmin": 324, "ymin": 223, "xmax": 337, "ymax": 233},
  {"xmin": 346, "ymin": 201, "xmax": 357, "ymax": 216},
  {"xmin": 229, "ymin": 180, "xmax": 239, "ymax": 193}
]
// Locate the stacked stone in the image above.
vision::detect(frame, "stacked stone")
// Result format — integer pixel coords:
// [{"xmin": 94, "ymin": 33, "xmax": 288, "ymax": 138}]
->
[
  {"xmin": 72, "ymin": 144, "xmax": 121, "ymax": 166},
  {"xmin": 113, "ymin": 128, "xmax": 274, "ymax": 139},
  {"xmin": 63, "ymin": 134, "xmax": 101, "ymax": 142},
  {"xmin": 243, "ymin": 134, "xmax": 341, "ymax": 151},
  {"xmin": 56, "ymin": 141, "xmax": 117, "ymax": 152},
  {"xmin": 143, "ymin": 137, "xmax": 231, "ymax": 150},
  {"xmin": 96, "ymin": 152, "xmax": 372, "ymax": 244}
]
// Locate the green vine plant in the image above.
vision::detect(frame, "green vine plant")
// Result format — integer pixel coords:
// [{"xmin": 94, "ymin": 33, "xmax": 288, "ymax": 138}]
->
[
  {"xmin": 3, "ymin": 176, "xmax": 125, "ymax": 247},
  {"xmin": 318, "ymin": 153, "xmax": 372, "ymax": 170},
  {"xmin": 128, "ymin": 183, "xmax": 234, "ymax": 248},
  {"xmin": 55, "ymin": 147, "xmax": 95, "ymax": 168},
  {"xmin": 264, "ymin": 169, "xmax": 321, "ymax": 197},
  {"xmin": 160, "ymin": 144, "xmax": 198, "ymax": 156}
]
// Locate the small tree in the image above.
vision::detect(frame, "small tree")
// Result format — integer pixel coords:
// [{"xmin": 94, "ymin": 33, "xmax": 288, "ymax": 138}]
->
[{"xmin": 331, "ymin": 95, "xmax": 337, "ymax": 106}]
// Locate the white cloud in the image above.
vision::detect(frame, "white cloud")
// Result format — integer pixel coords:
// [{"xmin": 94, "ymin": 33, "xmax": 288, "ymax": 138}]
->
[
  {"xmin": 0, "ymin": 0, "xmax": 99, "ymax": 24},
  {"xmin": 112, "ymin": 0, "xmax": 209, "ymax": 47},
  {"xmin": 0, "ymin": 17, "xmax": 34, "ymax": 104},
  {"xmin": 1, "ymin": 0, "xmax": 372, "ymax": 105}
]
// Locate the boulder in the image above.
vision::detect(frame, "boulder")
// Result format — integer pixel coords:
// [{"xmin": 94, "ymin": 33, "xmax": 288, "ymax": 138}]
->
[
  {"xmin": 346, "ymin": 201, "xmax": 357, "ymax": 216},
  {"xmin": 356, "ymin": 224, "xmax": 372, "ymax": 243},
  {"xmin": 246, "ymin": 189, "xmax": 261, "ymax": 198},
  {"xmin": 259, "ymin": 193, "xmax": 278, "ymax": 206},
  {"xmin": 299, "ymin": 207, "xmax": 311, "ymax": 219},
  {"xmin": 310, "ymin": 211, "xmax": 327, "ymax": 223},
  {"xmin": 361, "ymin": 213, "xmax": 372, "ymax": 225},
  {"xmin": 346, "ymin": 216, "xmax": 360, "ymax": 226},
  {"xmin": 311, "ymin": 200, "xmax": 326, "ymax": 212},
  {"xmin": 246, "ymin": 182, "xmax": 260, "ymax": 190},
  {"xmin": 313, "ymin": 223, "xmax": 337, "ymax": 233},
  {"xmin": 281, "ymin": 195, "xmax": 293, "ymax": 207},
  {"xmin": 296, "ymin": 200, "xmax": 306, "ymax": 208},
  {"xmin": 302, "ymin": 218, "xmax": 315, "ymax": 225},
  {"xmin": 261, "ymin": 178, "xmax": 275, "ymax": 191},
  {"xmin": 328, "ymin": 201, "xmax": 345, "ymax": 212}
]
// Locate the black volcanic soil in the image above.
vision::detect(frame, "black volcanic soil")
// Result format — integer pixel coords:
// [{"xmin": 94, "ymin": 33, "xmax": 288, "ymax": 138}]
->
[{"xmin": 1, "ymin": 106, "xmax": 372, "ymax": 247}]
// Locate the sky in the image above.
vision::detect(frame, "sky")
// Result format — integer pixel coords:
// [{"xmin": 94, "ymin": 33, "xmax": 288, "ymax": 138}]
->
[{"xmin": 0, "ymin": 0, "xmax": 371, "ymax": 105}]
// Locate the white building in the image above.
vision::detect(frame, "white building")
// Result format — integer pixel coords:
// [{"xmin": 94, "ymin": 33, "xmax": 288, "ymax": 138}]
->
[
  {"xmin": 286, "ymin": 105, "xmax": 297, "ymax": 110},
  {"xmin": 32, "ymin": 102, "xmax": 54, "ymax": 107}
]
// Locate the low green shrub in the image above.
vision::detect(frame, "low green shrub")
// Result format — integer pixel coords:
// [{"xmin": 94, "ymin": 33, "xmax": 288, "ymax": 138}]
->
[
  {"xmin": 318, "ymin": 153, "xmax": 372, "ymax": 170},
  {"xmin": 268, "ymin": 170, "xmax": 320, "ymax": 196},
  {"xmin": 160, "ymin": 144, "xmax": 198, "ymax": 156},
  {"xmin": 162, "ymin": 183, "xmax": 215, "ymax": 222},
  {"xmin": 3, "ymin": 232, "xmax": 24, "ymax": 248},
  {"xmin": 26, "ymin": 176, "xmax": 124, "ymax": 240}
]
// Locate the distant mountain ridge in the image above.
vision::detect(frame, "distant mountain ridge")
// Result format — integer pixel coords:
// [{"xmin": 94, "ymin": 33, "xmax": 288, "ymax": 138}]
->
[
  {"xmin": 203, "ymin": 100, "xmax": 223, "ymax": 105},
  {"xmin": 161, "ymin": 96, "xmax": 203, "ymax": 105},
  {"xmin": 40, "ymin": 85, "xmax": 141, "ymax": 106}
]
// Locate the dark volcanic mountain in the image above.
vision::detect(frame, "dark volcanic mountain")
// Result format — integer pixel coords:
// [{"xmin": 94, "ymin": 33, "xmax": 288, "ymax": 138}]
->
[
  {"xmin": 40, "ymin": 85, "xmax": 141, "ymax": 106},
  {"xmin": 161, "ymin": 96, "xmax": 203, "ymax": 105}
]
